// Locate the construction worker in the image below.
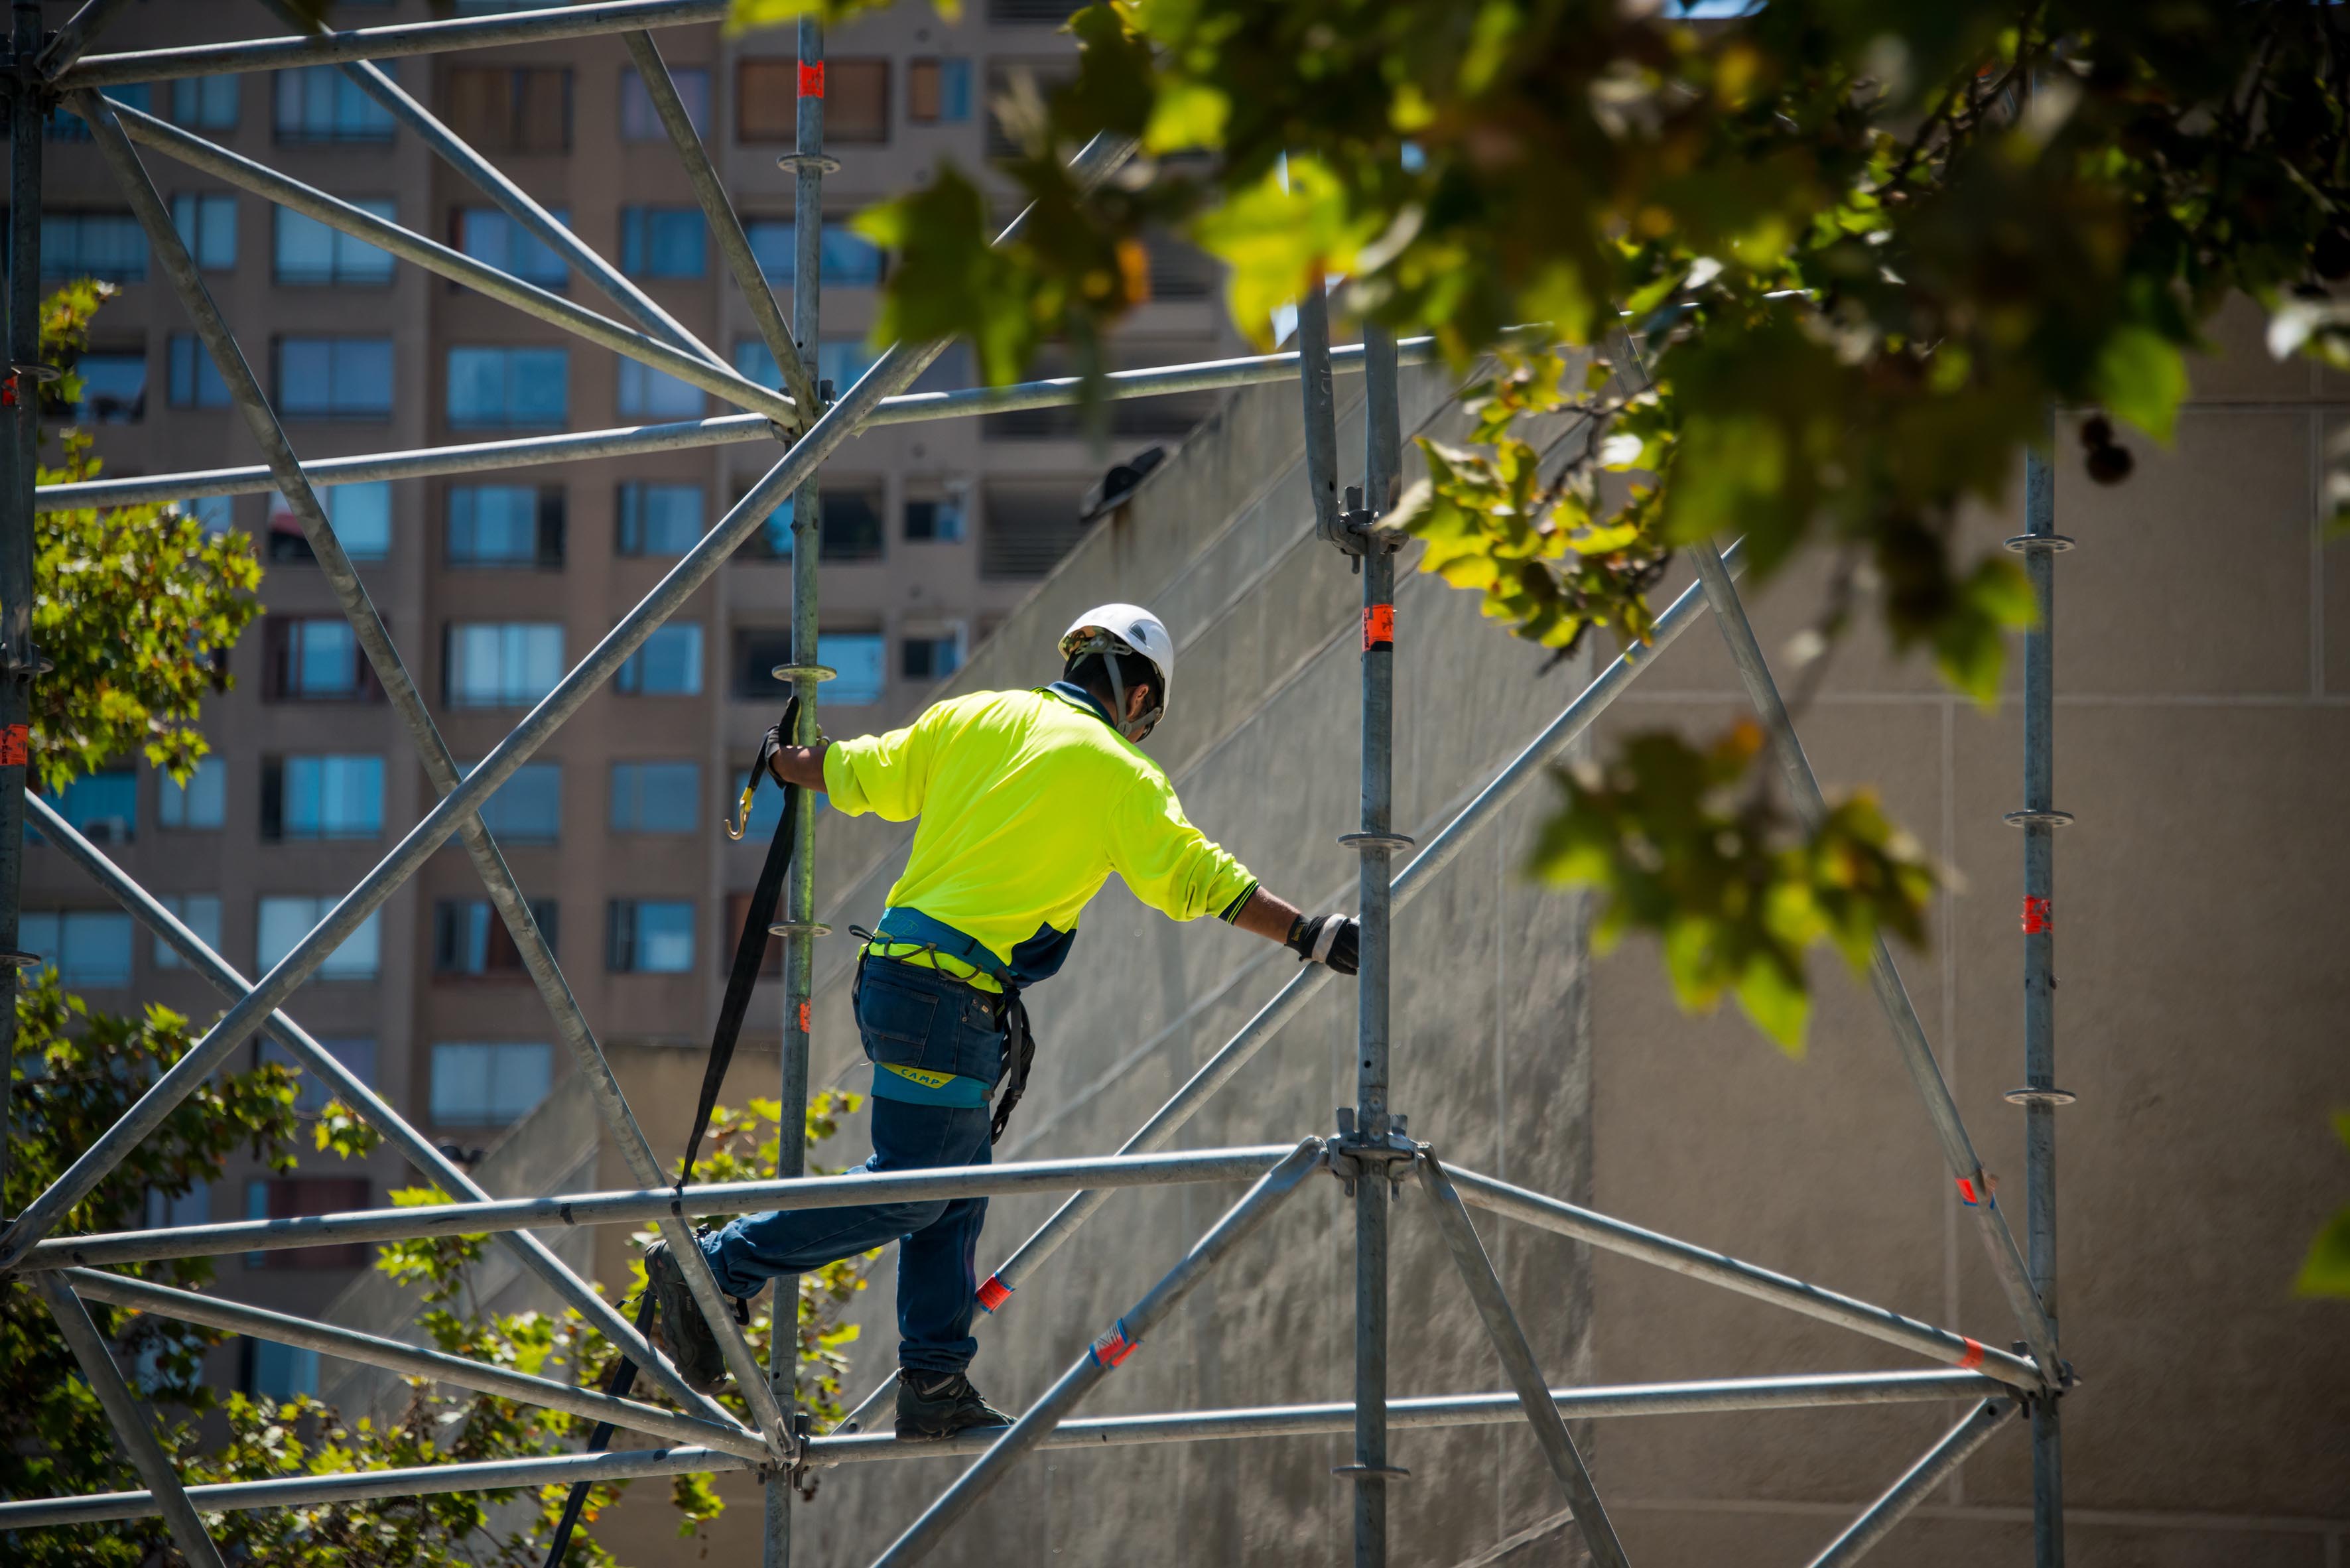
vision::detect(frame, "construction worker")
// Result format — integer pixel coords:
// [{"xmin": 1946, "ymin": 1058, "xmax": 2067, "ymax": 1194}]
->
[{"xmin": 643, "ymin": 603, "xmax": 1360, "ymax": 1439}]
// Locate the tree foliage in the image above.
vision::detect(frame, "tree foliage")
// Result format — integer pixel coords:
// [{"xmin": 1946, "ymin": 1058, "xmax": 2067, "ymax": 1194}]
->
[
  {"xmin": 33, "ymin": 281, "xmax": 261, "ymax": 793},
  {"xmin": 728, "ymin": 0, "xmax": 2347, "ymax": 1046}
]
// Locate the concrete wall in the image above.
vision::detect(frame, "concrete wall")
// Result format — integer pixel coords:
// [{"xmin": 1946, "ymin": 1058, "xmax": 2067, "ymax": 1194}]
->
[{"xmin": 592, "ymin": 296, "xmax": 2349, "ymax": 1566}]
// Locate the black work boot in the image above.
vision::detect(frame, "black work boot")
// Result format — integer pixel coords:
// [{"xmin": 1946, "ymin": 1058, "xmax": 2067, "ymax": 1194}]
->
[
  {"xmin": 641, "ymin": 1238, "xmax": 730, "ymax": 1396},
  {"xmin": 895, "ymin": 1368, "xmax": 1012, "ymax": 1441}
]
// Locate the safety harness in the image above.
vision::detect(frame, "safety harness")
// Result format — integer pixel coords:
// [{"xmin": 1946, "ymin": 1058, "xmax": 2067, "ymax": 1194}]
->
[{"xmin": 850, "ymin": 909, "xmax": 1037, "ymax": 1147}]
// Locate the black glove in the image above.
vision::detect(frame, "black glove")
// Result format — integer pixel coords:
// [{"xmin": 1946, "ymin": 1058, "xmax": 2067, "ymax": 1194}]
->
[{"xmin": 1287, "ymin": 913, "xmax": 1360, "ymax": 976}]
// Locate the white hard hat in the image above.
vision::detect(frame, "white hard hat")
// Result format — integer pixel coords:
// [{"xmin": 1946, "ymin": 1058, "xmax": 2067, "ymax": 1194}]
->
[{"xmin": 1059, "ymin": 602, "xmax": 1174, "ymax": 742}]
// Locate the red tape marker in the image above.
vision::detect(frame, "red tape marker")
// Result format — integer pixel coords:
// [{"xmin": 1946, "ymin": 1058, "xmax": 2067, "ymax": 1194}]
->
[
  {"xmin": 796, "ymin": 1000, "xmax": 811, "ymax": 1035},
  {"xmin": 0, "ymin": 724, "xmax": 26, "ymax": 767},
  {"xmin": 975, "ymin": 1274, "xmax": 1012, "ymax": 1313},
  {"xmin": 1957, "ymin": 1337, "xmax": 1987, "ymax": 1371},
  {"xmin": 2021, "ymin": 896, "xmax": 2052, "ymax": 934},
  {"xmin": 1363, "ymin": 604, "xmax": 1394, "ymax": 652},
  {"xmin": 1955, "ymin": 1176, "xmax": 1982, "ymax": 1207},
  {"xmin": 799, "ymin": 62, "xmax": 825, "ymax": 98},
  {"xmin": 1088, "ymin": 1319, "xmax": 1137, "ymax": 1369}
]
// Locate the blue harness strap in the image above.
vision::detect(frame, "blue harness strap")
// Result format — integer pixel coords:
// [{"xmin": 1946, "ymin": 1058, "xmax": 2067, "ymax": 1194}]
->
[{"xmin": 874, "ymin": 906, "xmax": 1017, "ymax": 984}]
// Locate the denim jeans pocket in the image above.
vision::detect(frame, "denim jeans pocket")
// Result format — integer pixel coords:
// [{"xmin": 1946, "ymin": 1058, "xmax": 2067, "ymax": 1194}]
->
[{"xmin": 858, "ymin": 973, "xmax": 943, "ymax": 1071}]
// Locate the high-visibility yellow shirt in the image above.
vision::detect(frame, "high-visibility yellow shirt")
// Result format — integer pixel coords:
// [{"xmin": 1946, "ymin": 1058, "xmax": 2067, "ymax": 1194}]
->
[{"xmin": 824, "ymin": 683, "xmax": 1259, "ymax": 992}]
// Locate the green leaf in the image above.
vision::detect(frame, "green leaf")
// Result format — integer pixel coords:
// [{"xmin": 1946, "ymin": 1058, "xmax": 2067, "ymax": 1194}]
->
[
  {"xmin": 2294, "ymin": 1209, "xmax": 2350, "ymax": 1297},
  {"xmin": 2093, "ymin": 326, "xmax": 2187, "ymax": 444}
]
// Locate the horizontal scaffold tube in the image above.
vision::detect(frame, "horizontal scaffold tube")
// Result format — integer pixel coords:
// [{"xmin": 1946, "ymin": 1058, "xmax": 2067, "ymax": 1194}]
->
[
  {"xmin": 36, "ymin": 338, "xmax": 1446, "ymax": 513},
  {"xmin": 56, "ymin": 0, "xmax": 730, "ymax": 88},
  {"xmin": 1443, "ymin": 1164, "xmax": 2045, "ymax": 1392},
  {"xmin": 15, "ymin": 1145, "xmax": 1297, "ymax": 1270},
  {"xmin": 0, "ymin": 1370, "xmax": 2010, "ymax": 1528},
  {"xmin": 62, "ymin": 1269, "xmax": 769, "ymax": 1462}
]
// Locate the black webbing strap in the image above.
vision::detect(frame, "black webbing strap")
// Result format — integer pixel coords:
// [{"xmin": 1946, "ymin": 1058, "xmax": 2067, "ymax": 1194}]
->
[
  {"xmin": 542, "ymin": 712, "xmax": 800, "ymax": 1567},
  {"xmin": 991, "ymin": 992, "xmax": 1035, "ymax": 1146}
]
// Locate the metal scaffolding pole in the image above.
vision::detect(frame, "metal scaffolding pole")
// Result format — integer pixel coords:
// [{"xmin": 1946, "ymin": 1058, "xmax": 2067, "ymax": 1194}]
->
[
  {"xmin": 1419, "ymin": 1153, "xmax": 1631, "ymax": 1568},
  {"xmin": 1802, "ymin": 1398, "xmax": 2018, "ymax": 1568},
  {"xmin": 2012, "ymin": 416, "xmax": 2073, "ymax": 1567},
  {"xmin": 38, "ymin": 336, "xmax": 1449, "ymax": 513},
  {"xmin": 17, "ymin": 1146, "xmax": 1297, "ymax": 1271},
  {"xmin": 73, "ymin": 86, "xmax": 771, "ymax": 1437},
  {"xmin": 93, "ymin": 97, "xmax": 795, "ymax": 423},
  {"xmin": 769, "ymin": 17, "xmax": 832, "ymax": 1561},
  {"xmin": 64, "ymin": 1268, "xmax": 769, "ymax": 1461},
  {"xmin": 623, "ymin": 27, "xmax": 818, "ymax": 422},
  {"xmin": 1684, "ymin": 537, "xmax": 2063, "ymax": 1384},
  {"xmin": 32, "ymin": 1274, "xmax": 228, "ymax": 1567},
  {"xmin": 0, "ymin": 126, "xmax": 1139, "ymax": 1282},
  {"xmin": 0, "ymin": 0, "xmax": 42, "ymax": 1214},
  {"xmin": 33, "ymin": 0, "xmax": 132, "ymax": 76},
  {"xmin": 256, "ymin": 0, "xmax": 730, "ymax": 375},
  {"xmin": 830, "ymin": 543, "xmax": 1749, "ymax": 1437},
  {"xmin": 866, "ymin": 1139, "xmax": 1327, "ymax": 1568},
  {"xmin": 58, "ymin": 0, "xmax": 732, "ymax": 90}
]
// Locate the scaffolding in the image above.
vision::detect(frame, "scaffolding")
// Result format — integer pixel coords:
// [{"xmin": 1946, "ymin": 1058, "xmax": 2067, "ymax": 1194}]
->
[{"xmin": 0, "ymin": 3, "xmax": 2074, "ymax": 1565}]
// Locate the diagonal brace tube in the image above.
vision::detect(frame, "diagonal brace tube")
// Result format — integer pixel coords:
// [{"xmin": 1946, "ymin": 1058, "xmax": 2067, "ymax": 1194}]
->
[
  {"xmin": 1443, "ymin": 1163, "xmax": 2042, "ymax": 1390},
  {"xmin": 1417, "ymin": 1151, "xmax": 1631, "ymax": 1568},
  {"xmin": 60, "ymin": 89, "xmax": 780, "ymax": 1439},
  {"xmin": 31, "ymin": 1274, "xmax": 229, "ymax": 1568},
  {"xmin": 1685, "ymin": 537, "xmax": 2061, "ymax": 1381},
  {"xmin": 866, "ymin": 1138, "xmax": 1327, "ymax": 1568},
  {"xmin": 34, "ymin": 0, "xmax": 137, "ymax": 75},
  {"xmin": 63, "ymin": 1268, "xmax": 769, "ymax": 1461},
  {"xmin": 1803, "ymin": 1398, "xmax": 2018, "ymax": 1568},
  {"xmin": 832, "ymin": 540, "xmax": 1749, "ymax": 1436},
  {"xmin": 95, "ymin": 97, "xmax": 793, "ymax": 424}
]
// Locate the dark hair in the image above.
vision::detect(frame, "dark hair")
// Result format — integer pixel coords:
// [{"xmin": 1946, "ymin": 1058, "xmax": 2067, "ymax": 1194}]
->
[{"xmin": 1065, "ymin": 648, "xmax": 1159, "ymax": 708}]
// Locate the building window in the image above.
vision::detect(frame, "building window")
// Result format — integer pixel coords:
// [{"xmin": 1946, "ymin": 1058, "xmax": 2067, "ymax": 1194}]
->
[
  {"xmin": 734, "ymin": 338, "xmax": 874, "ymax": 394},
  {"xmin": 735, "ymin": 59, "xmax": 799, "ymax": 143},
  {"xmin": 256, "ymin": 896, "xmax": 383, "ymax": 980},
  {"xmin": 40, "ymin": 212, "xmax": 146, "ymax": 281},
  {"xmin": 259, "ymin": 1037, "xmax": 375, "ymax": 1115},
  {"xmin": 903, "ymin": 488, "xmax": 968, "ymax": 542},
  {"xmin": 276, "ymin": 336, "xmax": 393, "ymax": 420},
  {"xmin": 907, "ymin": 57, "xmax": 973, "ymax": 123},
  {"xmin": 448, "ymin": 346, "xmax": 568, "ymax": 428},
  {"xmin": 616, "ymin": 483, "xmax": 702, "ymax": 556},
  {"xmin": 242, "ymin": 1177, "xmax": 371, "ymax": 1270},
  {"xmin": 620, "ymin": 65, "xmax": 709, "ymax": 139},
  {"xmin": 268, "ymin": 482, "xmax": 393, "ymax": 564},
  {"xmin": 429, "ymin": 1041, "xmax": 553, "ymax": 1127},
  {"xmin": 444, "ymin": 66, "xmax": 572, "ymax": 154},
  {"xmin": 620, "ymin": 206, "xmax": 705, "ymax": 279},
  {"xmin": 274, "ymin": 201, "xmax": 396, "ymax": 284},
  {"xmin": 166, "ymin": 336, "xmax": 229, "ymax": 409},
  {"xmin": 179, "ymin": 495, "xmax": 234, "ymax": 535},
  {"xmin": 444, "ymin": 621, "xmax": 564, "ymax": 708},
  {"xmin": 264, "ymin": 617, "xmax": 379, "ymax": 701},
  {"xmin": 245, "ymin": 1339, "xmax": 322, "ymax": 1396},
  {"xmin": 607, "ymin": 899, "xmax": 694, "ymax": 973},
  {"xmin": 54, "ymin": 770, "xmax": 135, "ymax": 844},
  {"xmin": 40, "ymin": 84, "xmax": 146, "ymax": 142},
  {"xmin": 147, "ymin": 1182, "xmax": 211, "ymax": 1231},
  {"xmin": 433, "ymin": 897, "xmax": 558, "ymax": 977},
  {"xmin": 448, "ymin": 484, "xmax": 564, "ymax": 567},
  {"xmin": 170, "ymin": 193, "xmax": 237, "ymax": 271},
  {"xmin": 610, "ymin": 760, "xmax": 700, "ymax": 834},
  {"xmin": 464, "ymin": 759, "xmax": 562, "ymax": 845},
  {"xmin": 744, "ymin": 220, "xmax": 884, "ymax": 287},
  {"xmin": 616, "ymin": 359, "xmax": 704, "ymax": 419},
  {"xmin": 825, "ymin": 58, "xmax": 890, "ymax": 143},
  {"xmin": 65, "ymin": 351, "xmax": 146, "ymax": 424},
  {"xmin": 170, "ymin": 77, "xmax": 240, "ymax": 131},
  {"xmin": 453, "ymin": 208, "xmax": 570, "ymax": 288},
  {"xmin": 615, "ymin": 623, "xmax": 702, "ymax": 696},
  {"xmin": 729, "ymin": 484, "xmax": 884, "ymax": 563},
  {"xmin": 732, "ymin": 628, "xmax": 794, "ymax": 701},
  {"xmin": 273, "ymin": 64, "xmax": 397, "ymax": 144},
  {"xmin": 980, "ymin": 482, "xmax": 1086, "ymax": 580},
  {"xmin": 901, "ymin": 628, "xmax": 966, "ymax": 683},
  {"xmin": 158, "ymin": 758, "xmax": 226, "ymax": 830},
  {"xmin": 821, "ymin": 631, "xmax": 887, "ymax": 706},
  {"xmin": 262, "ymin": 755, "xmax": 385, "ymax": 841},
  {"xmin": 153, "ymin": 893, "xmax": 224, "ymax": 971},
  {"xmin": 20, "ymin": 911, "xmax": 135, "ymax": 989}
]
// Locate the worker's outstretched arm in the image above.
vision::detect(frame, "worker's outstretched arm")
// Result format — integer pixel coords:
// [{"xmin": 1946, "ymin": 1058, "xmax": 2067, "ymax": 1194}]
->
[
  {"xmin": 767, "ymin": 740, "xmax": 830, "ymax": 791},
  {"xmin": 1232, "ymin": 887, "xmax": 1360, "ymax": 976}
]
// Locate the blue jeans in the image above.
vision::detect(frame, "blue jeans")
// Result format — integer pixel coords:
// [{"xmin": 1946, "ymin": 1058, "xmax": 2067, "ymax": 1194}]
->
[{"xmin": 698, "ymin": 962, "xmax": 1003, "ymax": 1376}]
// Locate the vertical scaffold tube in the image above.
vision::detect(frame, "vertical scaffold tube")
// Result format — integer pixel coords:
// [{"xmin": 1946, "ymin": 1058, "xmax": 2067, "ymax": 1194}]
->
[{"xmin": 769, "ymin": 18, "xmax": 829, "ymax": 1565}]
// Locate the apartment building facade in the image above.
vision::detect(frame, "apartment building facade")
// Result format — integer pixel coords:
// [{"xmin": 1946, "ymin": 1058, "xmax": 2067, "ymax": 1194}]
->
[{"xmin": 23, "ymin": 0, "xmax": 1239, "ymax": 1397}]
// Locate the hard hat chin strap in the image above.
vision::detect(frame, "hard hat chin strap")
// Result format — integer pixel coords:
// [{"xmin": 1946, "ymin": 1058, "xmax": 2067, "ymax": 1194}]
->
[{"xmin": 1070, "ymin": 632, "xmax": 1165, "ymax": 744}]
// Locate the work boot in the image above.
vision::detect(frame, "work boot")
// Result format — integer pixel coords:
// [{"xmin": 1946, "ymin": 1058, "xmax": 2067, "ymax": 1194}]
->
[
  {"xmin": 894, "ymin": 1369, "xmax": 1012, "ymax": 1441},
  {"xmin": 641, "ymin": 1238, "xmax": 729, "ymax": 1396}
]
